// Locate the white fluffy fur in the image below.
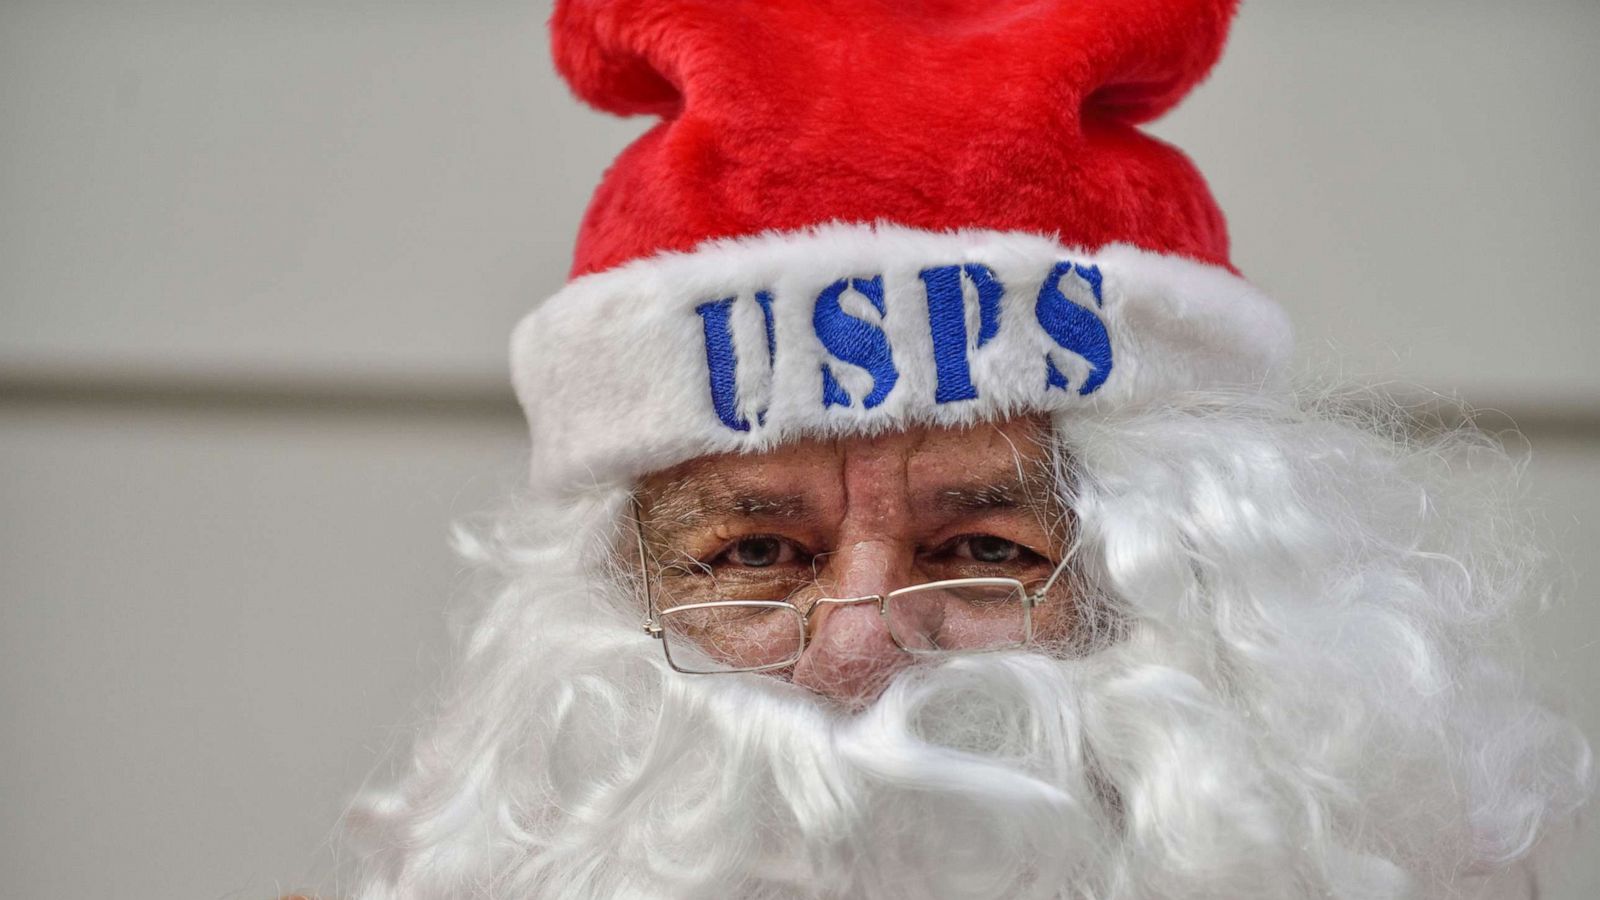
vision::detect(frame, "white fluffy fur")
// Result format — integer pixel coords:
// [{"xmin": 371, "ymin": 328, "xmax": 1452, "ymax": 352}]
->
[
  {"xmin": 340, "ymin": 387, "xmax": 1590, "ymax": 899},
  {"xmin": 510, "ymin": 224, "xmax": 1294, "ymax": 496}
]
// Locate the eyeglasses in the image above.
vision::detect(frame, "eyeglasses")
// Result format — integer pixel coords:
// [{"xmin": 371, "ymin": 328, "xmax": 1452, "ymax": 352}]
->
[{"xmin": 633, "ymin": 499, "xmax": 1073, "ymax": 675}]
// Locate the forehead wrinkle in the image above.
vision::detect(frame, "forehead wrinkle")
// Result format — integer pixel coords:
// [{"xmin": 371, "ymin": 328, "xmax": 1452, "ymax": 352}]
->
[
  {"xmin": 913, "ymin": 424, "xmax": 1052, "ymax": 505},
  {"xmin": 641, "ymin": 420, "xmax": 1062, "ymax": 544}
]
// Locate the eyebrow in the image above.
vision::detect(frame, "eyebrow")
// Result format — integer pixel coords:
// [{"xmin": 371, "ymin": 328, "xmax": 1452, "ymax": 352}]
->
[
  {"xmin": 916, "ymin": 461, "xmax": 1062, "ymax": 538},
  {"xmin": 642, "ymin": 476, "xmax": 815, "ymax": 547},
  {"xmin": 641, "ymin": 455, "xmax": 1059, "ymax": 547},
  {"xmin": 928, "ymin": 481, "xmax": 1029, "ymax": 515}
]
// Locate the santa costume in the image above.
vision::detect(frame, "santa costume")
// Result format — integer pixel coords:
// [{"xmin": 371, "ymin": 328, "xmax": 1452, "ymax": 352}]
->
[{"xmin": 341, "ymin": 1, "xmax": 1591, "ymax": 897}]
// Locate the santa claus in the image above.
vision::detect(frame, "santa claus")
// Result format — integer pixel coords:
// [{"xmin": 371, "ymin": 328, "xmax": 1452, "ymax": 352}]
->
[{"xmin": 339, "ymin": 1, "xmax": 1591, "ymax": 897}]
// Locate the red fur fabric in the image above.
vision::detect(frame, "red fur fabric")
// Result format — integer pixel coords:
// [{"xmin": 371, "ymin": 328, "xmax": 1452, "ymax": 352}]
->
[{"xmin": 551, "ymin": 0, "xmax": 1239, "ymax": 278}]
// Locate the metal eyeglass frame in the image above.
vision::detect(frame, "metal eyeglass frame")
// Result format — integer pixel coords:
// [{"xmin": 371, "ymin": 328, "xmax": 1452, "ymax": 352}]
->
[{"xmin": 632, "ymin": 496, "xmax": 1074, "ymax": 675}]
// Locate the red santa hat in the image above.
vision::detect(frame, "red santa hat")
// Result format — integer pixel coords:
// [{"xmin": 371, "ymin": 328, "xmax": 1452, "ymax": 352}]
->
[{"xmin": 513, "ymin": 0, "xmax": 1292, "ymax": 494}]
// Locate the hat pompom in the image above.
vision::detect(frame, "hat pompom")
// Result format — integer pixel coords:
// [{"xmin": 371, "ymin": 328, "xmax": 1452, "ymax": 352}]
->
[
  {"xmin": 551, "ymin": 0, "xmax": 1236, "ymax": 124},
  {"xmin": 1072, "ymin": 0, "xmax": 1239, "ymax": 123},
  {"xmin": 550, "ymin": 0, "xmax": 689, "ymax": 117}
]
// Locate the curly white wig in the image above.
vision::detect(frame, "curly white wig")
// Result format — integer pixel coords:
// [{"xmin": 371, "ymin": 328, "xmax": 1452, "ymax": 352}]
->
[{"xmin": 339, "ymin": 387, "xmax": 1591, "ymax": 900}]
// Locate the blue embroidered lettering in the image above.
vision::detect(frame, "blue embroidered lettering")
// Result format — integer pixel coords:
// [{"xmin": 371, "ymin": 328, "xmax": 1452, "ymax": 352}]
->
[
  {"xmin": 695, "ymin": 297, "xmax": 750, "ymax": 430},
  {"xmin": 753, "ymin": 290, "xmax": 777, "ymax": 359},
  {"xmin": 1035, "ymin": 261, "xmax": 1113, "ymax": 395},
  {"xmin": 919, "ymin": 264, "xmax": 1005, "ymax": 404},
  {"xmin": 751, "ymin": 290, "xmax": 777, "ymax": 426},
  {"xmin": 967, "ymin": 264, "xmax": 1004, "ymax": 347},
  {"xmin": 820, "ymin": 365, "xmax": 852, "ymax": 408},
  {"xmin": 813, "ymin": 275, "xmax": 898, "ymax": 409}
]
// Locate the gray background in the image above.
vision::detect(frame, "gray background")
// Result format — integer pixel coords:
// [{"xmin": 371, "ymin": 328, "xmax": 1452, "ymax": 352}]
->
[{"xmin": 1, "ymin": 1, "xmax": 1595, "ymax": 898}]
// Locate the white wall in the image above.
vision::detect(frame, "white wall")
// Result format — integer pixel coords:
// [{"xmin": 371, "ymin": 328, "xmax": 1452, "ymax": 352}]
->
[{"xmin": 1, "ymin": 2, "xmax": 1595, "ymax": 898}]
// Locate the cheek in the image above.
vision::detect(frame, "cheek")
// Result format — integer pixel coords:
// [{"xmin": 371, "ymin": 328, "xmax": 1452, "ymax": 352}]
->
[
  {"xmin": 940, "ymin": 614, "xmax": 1029, "ymax": 649},
  {"xmin": 702, "ymin": 627, "xmax": 798, "ymax": 668},
  {"xmin": 662, "ymin": 607, "xmax": 807, "ymax": 672}
]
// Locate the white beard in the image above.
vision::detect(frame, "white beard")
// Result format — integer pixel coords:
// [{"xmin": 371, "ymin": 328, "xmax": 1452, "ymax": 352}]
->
[{"xmin": 341, "ymin": 392, "xmax": 1591, "ymax": 900}]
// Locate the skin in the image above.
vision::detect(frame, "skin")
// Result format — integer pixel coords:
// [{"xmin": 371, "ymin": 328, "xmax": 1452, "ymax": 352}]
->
[{"xmin": 637, "ymin": 416, "xmax": 1077, "ymax": 706}]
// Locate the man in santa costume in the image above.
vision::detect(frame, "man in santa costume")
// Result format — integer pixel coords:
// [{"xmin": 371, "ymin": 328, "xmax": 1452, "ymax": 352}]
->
[{"xmin": 341, "ymin": 1, "xmax": 1591, "ymax": 897}]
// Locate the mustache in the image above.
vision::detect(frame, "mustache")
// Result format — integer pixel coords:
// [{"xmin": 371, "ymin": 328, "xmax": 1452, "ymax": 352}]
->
[{"xmin": 534, "ymin": 644, "xmax": 1118, "ymax": 899}]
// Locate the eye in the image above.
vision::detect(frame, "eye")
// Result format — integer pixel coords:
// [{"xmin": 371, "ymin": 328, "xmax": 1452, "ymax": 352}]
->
[
  {"xmin": 956, "ymin": 535, "xmax": 1022, "ymax": 563},
  {"xmin": 713, "ymin": 535, "xmax": 801, "ymax": 569},
  {"xmin": 938, "ymin": 534, "xmax": 1050, "ymax": 566}
]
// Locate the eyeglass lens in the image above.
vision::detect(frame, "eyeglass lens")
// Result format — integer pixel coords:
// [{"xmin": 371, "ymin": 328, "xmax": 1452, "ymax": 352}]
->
[
  {"xmin": 659, "ymin": 602, "xmax": 806, "ymax": 674},
  {"xmin": 883, "ymin": 581, "xmax": 1029, "ymax": 653},
  {"xmin": 657, "ymin": 581, "xmax": 1030, "ymax": 673}
]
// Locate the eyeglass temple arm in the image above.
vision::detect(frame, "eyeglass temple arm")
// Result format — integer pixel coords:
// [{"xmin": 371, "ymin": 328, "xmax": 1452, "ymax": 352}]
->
[
  {"xmin": 1032, "ymin": 550, "xmax": 1073, "ymax": 604},
  {"xmin": 631, "ymin": 496, "xmax": 664, "ymax": 637}
]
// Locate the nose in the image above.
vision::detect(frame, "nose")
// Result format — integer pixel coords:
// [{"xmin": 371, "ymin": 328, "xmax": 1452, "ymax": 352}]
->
[{"xmin": 790, "ymin": 538, "xmax": 914, "ymax": 705}]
